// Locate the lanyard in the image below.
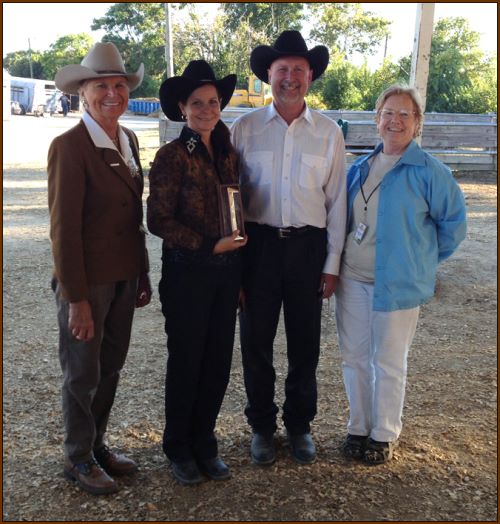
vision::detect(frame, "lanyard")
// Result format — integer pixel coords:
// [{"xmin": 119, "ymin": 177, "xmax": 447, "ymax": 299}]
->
[{"xmin": 359, "ymin": 173, "xmax": 382, "ymax": 211}]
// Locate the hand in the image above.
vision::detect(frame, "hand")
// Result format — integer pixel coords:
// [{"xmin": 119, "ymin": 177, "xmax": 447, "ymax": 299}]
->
[
  {"xmin": 136, "ymin": 272, "xmax": 152, "ymax": 308},
  {"xmin": 318, "ymin": 273, "xmax": 338, "ymax": 300},
  {"xmin": 213, "ymin": 231, "xmax": 248, "ymax": 255},
  {"xmin": 68, "ymin": 300, "xmax": 94, "ymax": 341}
]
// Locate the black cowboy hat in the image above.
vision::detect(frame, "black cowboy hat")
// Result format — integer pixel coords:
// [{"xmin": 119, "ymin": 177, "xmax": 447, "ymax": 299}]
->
[
  {"xmin": 250, "ymin": 30, "xmax": 329, "ymax": 84},
  {"xmin": 159, "ymin": 60, "xmax": 237, "ymax": 121}
]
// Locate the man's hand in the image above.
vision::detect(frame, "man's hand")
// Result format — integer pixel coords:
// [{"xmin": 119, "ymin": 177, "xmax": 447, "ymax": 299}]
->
[{"xmin": 318, "ymin": 273, "xmax": 339, "ymax": 300}]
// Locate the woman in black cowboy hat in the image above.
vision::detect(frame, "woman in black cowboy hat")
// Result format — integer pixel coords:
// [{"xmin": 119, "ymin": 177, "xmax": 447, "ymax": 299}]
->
[{"xmin": 147, "ymin": 60, "xmax": 247, "ymax": 485}]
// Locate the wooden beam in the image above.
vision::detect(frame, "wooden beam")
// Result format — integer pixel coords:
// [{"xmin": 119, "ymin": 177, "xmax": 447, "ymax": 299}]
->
[
  {"xmin": 410, "ymin": 3, "xmax": 435, "ymax": 113},
  {"xmin": 164, "ymin": 3, "xmax": 174, "ymax": 78}
]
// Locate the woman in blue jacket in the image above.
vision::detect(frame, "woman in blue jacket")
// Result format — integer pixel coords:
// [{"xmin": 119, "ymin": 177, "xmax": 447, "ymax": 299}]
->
[{"xmin": 336, "ymin": 85, "xmax": 466, "ymax": 464}]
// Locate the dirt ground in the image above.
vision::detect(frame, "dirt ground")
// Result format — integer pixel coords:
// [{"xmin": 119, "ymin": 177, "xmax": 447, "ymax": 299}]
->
[{"xmin": 2, "ymin": 114, "xmax": 497, "ymax": 521}]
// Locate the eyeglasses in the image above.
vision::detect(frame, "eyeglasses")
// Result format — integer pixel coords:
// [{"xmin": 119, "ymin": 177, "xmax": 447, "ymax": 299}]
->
[{"xmin": 379, "ymin": 109, "xmax": 416, "ymax": 121}]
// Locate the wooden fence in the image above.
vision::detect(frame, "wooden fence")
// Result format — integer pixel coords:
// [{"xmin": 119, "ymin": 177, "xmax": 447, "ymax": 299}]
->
[{"xmin": 159, "ymin": 108, "xmax": 497, "ymax": 173}]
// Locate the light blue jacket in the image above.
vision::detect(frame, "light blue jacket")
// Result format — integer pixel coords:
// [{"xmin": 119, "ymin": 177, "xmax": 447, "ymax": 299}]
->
[{"xmin": 346, "ymin": 140, "xmax": 467, "ymax": 312}]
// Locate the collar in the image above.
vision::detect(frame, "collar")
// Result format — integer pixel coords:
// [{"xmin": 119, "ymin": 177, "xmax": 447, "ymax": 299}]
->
[
  {"xmin": 82, "ymin": 111, "xmax": 134, "ymax": 164},
  {"xmin": 365, "ymin": 140, "xmax": 426, "ymax": 168},
  {"xmin": 264, "ymin": 102, "xmax": 313, "ymax": 126},
  {"xmin": 179, "ymin": 125, "xmax": 203, "ymax": 154}
]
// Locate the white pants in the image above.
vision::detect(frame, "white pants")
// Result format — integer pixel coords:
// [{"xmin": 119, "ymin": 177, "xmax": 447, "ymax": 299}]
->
[{"xmin": 335, "ymin": 276, "xmax": 419, "ymax": 442}]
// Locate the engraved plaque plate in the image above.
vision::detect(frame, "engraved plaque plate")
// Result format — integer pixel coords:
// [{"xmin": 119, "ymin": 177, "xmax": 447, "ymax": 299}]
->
[{"xmin": 218, "ymin": 184, "xmax": 245, "ymax": 239}]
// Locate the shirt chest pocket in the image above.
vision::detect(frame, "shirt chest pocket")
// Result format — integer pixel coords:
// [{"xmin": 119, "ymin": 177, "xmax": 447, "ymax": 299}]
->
[
  {"xmin": 299, "ymin": 153, "xmax": 327, "ymax": 189},
  {"xmin": 244, "ymin": 151, "xmax": 274, "ymax": 186}
]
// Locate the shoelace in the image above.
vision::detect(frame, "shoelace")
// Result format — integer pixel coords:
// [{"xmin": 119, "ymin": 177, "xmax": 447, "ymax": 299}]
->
[{"xmin": 75, "ymin": 458, "xmax": 100, "ymax": 475}]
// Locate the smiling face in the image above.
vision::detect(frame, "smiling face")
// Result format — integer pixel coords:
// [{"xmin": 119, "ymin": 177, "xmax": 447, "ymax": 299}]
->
[
  {"xmin": 80, "ymin": 76, "xmax": 129, "ymax": 126},
  {"xmin": 179, "ymin": 83, "xmax": 221, "ymax": 139},
  {"xmin": 376, "ymin": 93, "xmax": 419, "ymax": 155},
  {"xmin": 268, "ymin": 56, "xmax": 312, "ymax": 113}
]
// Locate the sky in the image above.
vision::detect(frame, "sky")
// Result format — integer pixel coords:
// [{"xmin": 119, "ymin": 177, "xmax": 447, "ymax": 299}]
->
[{"xmin": 2, "ymin": 2, "xmax": 497, "ymax": 68}]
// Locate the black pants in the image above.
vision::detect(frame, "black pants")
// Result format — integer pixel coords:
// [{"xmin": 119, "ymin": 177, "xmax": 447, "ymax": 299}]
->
[
  {"xmin": 240, "ymin": 223, "xmax": 326, "ymax": 436},
  {"xmin": 159, "ymin": 257, "xmax": 241, "ymax": 461}
]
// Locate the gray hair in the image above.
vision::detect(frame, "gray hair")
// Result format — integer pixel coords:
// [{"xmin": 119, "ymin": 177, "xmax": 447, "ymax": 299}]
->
[
  {"xmin": 77, "ymin": 83, "xmax": 88, "ymax": 110},
  {"xmin": 374, "ymin": 84, "xmax": 424, "ymax": 137}
]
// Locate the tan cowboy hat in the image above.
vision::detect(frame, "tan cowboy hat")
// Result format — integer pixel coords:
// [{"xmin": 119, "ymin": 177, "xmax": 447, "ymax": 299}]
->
[
  {"xmin": 54, "ymin": 42, "xmax": 144, "ymax": 95},
  {"xmin": 251, "ymin": 30, "xmax": 329, "ymax": 84},
  {"xmin": 159, "ymin": 60, "xmax": 236, "ymax": 122}
]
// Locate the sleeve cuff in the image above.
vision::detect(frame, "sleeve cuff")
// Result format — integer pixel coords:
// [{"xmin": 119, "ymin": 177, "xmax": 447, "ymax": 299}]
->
[{"xmin": 322, "ymin": 253, "xmax": 341, "ymax": 276}]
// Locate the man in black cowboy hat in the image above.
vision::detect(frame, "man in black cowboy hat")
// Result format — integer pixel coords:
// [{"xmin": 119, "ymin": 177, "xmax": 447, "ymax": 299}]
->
[{"xmin": 232, "ymin": 30, "xmax": 347, "ymax": 465}]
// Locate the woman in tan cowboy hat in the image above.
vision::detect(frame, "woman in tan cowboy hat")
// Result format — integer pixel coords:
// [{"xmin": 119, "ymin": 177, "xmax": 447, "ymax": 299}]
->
[
  {"xmin": 147, "ymin": 60, "xmax": 247, "ymax": 485},
  {"xmin": 48, "ymin": 42, "xmax": 151, "ymax": 495}
]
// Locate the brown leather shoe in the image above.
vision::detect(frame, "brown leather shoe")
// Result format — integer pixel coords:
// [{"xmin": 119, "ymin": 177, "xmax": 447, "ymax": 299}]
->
[
  {"xmin": 64, "ymin": 458, "xmax": 118, "ymax": 495},
  {"xmin": 94, "ymin": 445, "xmax": 138, "ymax": 476}
]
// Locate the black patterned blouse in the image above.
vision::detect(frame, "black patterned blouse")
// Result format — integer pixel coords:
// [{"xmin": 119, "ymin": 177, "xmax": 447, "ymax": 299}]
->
[{"xmin": 147, "ymin": 124, "xmax": 240, "ymax": 263}]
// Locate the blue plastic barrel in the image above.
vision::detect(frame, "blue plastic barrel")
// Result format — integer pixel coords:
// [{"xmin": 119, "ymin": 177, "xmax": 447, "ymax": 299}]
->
[{"xmin": 128, "ymin": 100, "xmax": 161, "ymax": 115}]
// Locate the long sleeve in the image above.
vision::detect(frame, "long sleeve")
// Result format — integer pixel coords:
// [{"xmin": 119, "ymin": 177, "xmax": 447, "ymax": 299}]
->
[{"xmin": 47, "ymin": 135, "xmax": 89, "ymax": 301}]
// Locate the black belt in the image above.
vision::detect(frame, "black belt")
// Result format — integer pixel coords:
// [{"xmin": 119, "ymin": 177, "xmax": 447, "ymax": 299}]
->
[{"xmin": 247, "ymin": 222, "xmax": 320, "ymax": 239}]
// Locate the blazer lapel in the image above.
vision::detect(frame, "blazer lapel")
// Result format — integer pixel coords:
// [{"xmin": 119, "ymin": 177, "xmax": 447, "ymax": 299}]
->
[{"xmin": 101, "ymin": 148, "xmax": 142, "ymax": 199}]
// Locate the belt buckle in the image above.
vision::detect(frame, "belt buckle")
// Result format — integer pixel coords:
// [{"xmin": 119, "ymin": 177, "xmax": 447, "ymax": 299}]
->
[{"xmin": 277, "ymin": 227, "xmax": 292, "ymax": 239}]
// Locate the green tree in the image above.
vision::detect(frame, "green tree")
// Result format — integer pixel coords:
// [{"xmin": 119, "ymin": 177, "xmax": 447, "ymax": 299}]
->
[
  {"xmin": 426, "ymin": 17, "xmax": 497, "ymax": 113},
  {"xmin": 4, "ymin": 50, "xmax": 45, "ymax": 79},
  {"xmin": 91, "ymin": 3, "xmax": 192, "ymax": 97},
  {"xmin": 173, "ymin": 9, "xmax": 266, "ymax": 90},
  {"xmin": 308, "ymin": 3, "xmax": 390, "ymax": 58},
  {"xmin": 360, "ymin": 59, "xmax": 409, "ymax": 110},
  {"xmin": 222, "ymin": 3, "xmax": 304, "ymax": 42},
  {"xmin": 39, "ymin": 33, "xmax": 94, "ymax": 80},
  {"xmin": 318, "ymin": 52, "xmax": 364, "ymax": 110}
]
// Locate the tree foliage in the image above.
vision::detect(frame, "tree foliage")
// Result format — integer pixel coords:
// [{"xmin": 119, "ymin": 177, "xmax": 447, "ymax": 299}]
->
[
  {"xmin": 222, "ymin": 3, "xmax": 304, "ymax": 42},
  {"xmin": 425, "ymin": 18, "xmax": 497, "ymax": 113},
  {"xmin": 40, "ymin": 33, "xmax": 95, "ymax": 80},
  {"xmin": 2, "ymin": 4, "xmax": 496, "ymax": 114},
  {"xmin": 4, "ymin": 50, "xmax": 45, "ymax": 79},
  {"xmin": 91, "ymin": 2, "xmax": 168, "ymax": 97},
  {"xmin": 309, "ymin": 3, "xmax": 390, "ymax": 57}
]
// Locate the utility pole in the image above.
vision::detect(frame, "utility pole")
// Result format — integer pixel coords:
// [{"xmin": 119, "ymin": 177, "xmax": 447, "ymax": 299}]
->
[
  {"xmin": 28, "ymin": 38, "xmax": 34, "ymax": 78},
  {"xmin": 164, "ymin": 3, "xmax": 174, "ymax": 78},
  {"xmin": 383, "ymin": 33, "xmax": 388, "ymax": 62},
  {"xmin": 410, "ymin": 3, "xmax": 435, "ymax": 114}
]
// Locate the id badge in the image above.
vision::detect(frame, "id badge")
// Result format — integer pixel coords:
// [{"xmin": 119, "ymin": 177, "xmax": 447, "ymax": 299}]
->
[{"xmin": 354, "ymin": 222, "xmax": 368, "ymax": 244}]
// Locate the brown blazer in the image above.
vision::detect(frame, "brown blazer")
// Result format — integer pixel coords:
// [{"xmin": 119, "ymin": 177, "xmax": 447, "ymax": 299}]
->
[{"xmin": 48, "ymin": 120, "xmax": 148, "ymax": 302}]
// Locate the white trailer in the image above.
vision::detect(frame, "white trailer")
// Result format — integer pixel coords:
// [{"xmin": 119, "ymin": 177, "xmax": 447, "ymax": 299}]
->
[{"xmin": 9, "ymin": 76, "xmax": 62, "ymax": 116}]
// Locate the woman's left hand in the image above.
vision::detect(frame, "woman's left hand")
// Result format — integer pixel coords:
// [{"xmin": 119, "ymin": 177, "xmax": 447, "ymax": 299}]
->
[
  {"xmin": 136, "ymin": 272, "xmax": 152, "ymax": 308},
  {"xmin": 213, "ymin": 231, "xmax": 248, "ymax": 254}
]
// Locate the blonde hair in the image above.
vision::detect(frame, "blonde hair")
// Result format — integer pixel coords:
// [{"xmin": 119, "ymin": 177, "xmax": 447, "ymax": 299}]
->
[{"xmin": 374, "ymin": 84, "xmax": 424, "ymax": 137}]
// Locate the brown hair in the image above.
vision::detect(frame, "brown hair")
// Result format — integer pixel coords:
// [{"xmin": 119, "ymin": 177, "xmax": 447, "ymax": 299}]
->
[{"xmin": 374, "ymin": 84, "xmax": 424, "ymax": 137}]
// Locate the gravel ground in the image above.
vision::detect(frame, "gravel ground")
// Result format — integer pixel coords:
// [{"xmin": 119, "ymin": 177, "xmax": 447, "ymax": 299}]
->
[{"xmin": 2, "ymin": 114, "xmax": 497, "ymax": 521}]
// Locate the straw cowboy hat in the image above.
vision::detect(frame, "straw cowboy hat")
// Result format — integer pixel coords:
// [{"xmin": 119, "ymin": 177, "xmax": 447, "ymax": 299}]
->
[
  {"xmin": 159, "ymin": 60, "xmax": 237, "ymax": 121},
  {"xmin": 54, "ymin": 42, "xmax": 144, "ymax": 95},
  {"xmin": 250, "ymin": 30, "xmax": 329, "ymax": 83}
]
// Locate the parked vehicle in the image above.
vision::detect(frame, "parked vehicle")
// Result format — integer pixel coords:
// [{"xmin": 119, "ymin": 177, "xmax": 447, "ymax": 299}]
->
[
  {"xmin": 9, "ymin": 76, "xmax": 62, "ymax": 116},
  {"xmin": 228, "ymin": 75, "xmax": 272, "ymax": 108}
]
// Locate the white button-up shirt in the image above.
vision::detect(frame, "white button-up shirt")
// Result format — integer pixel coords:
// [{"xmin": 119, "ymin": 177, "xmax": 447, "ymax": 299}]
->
[{"xmin": 231, "ymin": 103, "xmax": 347, "ymax": 275}]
